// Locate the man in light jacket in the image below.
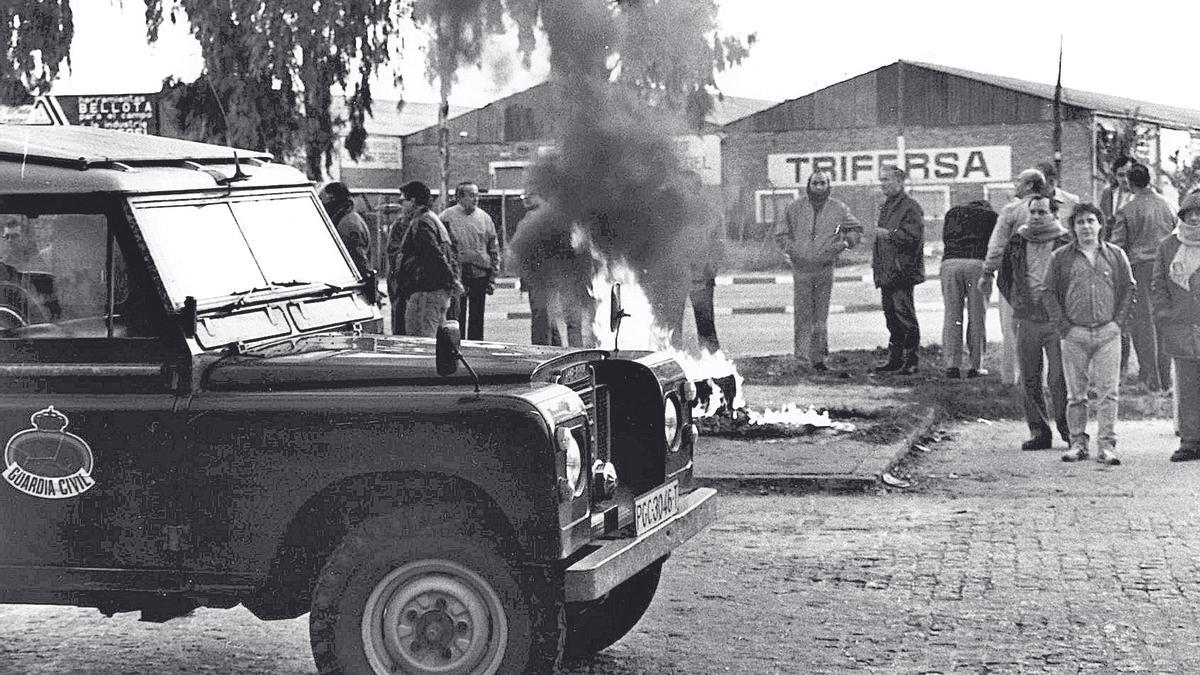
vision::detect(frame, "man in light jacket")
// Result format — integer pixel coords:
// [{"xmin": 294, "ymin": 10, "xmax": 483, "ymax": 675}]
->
[{"xmin": 775, "ymin": 170, "xmax": 862, "ymax": 370}]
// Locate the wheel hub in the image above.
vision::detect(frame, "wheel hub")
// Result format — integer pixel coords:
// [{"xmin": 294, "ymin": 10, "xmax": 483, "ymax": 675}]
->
[{"xmin": 362, "ymin": 560, "xmax": 508, "ymax": 675}]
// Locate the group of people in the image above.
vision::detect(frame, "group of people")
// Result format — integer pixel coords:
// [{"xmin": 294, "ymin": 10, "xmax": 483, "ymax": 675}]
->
[
  {"xmin": 319, "ymin": 179, "xmax": 500, "ymax": 341},
  {"xmin": 775, "ymin": 160, "xmax": 1200, "ymax": 466}
]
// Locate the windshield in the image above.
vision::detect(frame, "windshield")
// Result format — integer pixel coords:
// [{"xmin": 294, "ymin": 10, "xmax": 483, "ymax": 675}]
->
[{"xmin": 132, "ymin": 191, "xmax": 358, "ymax": 307}]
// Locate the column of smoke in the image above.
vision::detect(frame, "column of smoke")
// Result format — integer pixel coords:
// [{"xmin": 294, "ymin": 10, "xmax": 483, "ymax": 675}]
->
[{"xmin": 507, "ymin": 0, "xmax": 705, "ymax": 344}]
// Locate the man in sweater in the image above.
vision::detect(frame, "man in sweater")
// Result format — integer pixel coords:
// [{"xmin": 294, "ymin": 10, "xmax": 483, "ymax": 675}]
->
[
  {"xmin": 872, "ymin": 167, "xmax": 924, "ymax": 375},
  {"xmin": 776, "ymin": 170, "xmax": 862, "ymax": 369},
  {"xmin": 997, "ymin": 194, "xmax": 1073, "ymax": 450},
  {"xmin": 939, "ymin": 199, "xmax": 997, "ymax": 378},
  {"xmin": 440, "ymin": 181, "xmax": 500, "ymax": 340},
  {"xmin": 1112, "ymin": 163, "xmax": 1177, "ymax": 390}
]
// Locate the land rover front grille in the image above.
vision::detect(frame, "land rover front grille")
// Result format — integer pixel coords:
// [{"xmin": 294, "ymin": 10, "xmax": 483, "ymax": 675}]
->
[{"xmin": 576, "ymin": 384, "xmax": 610, "ymax": 461}]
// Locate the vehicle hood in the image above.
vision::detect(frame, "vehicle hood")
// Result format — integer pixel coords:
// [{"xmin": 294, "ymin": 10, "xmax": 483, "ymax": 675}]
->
[{"xmin": 202, "ymin": 334, "xmax": 603, "ymax": 391}]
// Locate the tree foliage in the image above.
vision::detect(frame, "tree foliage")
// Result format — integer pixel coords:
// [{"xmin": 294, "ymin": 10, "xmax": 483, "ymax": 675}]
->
[
  {"xmin": 1, "ymin": 1, "xmax": 74, "ymax": 104},
  {"xmin": 146, "ymin": 0, "xmax": 403, "ymax": 178},
  {"xmin": 3, "ymin": 1, "xmax": 749, "ymax": 179}
]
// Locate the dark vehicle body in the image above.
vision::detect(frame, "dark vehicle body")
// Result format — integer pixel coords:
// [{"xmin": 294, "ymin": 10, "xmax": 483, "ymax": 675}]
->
[{"xmin": 0, "ymin": 126, "xmax": 716, "ymax": 674}]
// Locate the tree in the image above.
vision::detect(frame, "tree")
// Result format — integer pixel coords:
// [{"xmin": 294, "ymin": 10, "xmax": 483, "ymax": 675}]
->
[{"xmin": 1, "ymin": 1, "xmax": 74, "ymax": 104}]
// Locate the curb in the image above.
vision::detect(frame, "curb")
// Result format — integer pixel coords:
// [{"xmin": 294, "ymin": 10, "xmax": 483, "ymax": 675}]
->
[{"xmin": 694, "ymin": 405, "xmax": 941, "ymax": 494}]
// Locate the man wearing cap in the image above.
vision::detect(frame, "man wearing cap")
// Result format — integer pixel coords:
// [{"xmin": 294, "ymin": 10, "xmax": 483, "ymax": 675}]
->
[
  {"xmin": 385, "ymin": 181, "xmax": 463, "ymax": 337},
  {"xmin": 318, "ymin": 181, "xmax": 372, "ymax": 278}
]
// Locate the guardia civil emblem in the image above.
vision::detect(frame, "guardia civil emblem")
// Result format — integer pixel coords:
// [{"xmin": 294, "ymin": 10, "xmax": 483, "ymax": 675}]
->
[{"xmin": 3, "ymin": 406, "xmax": 95, "ymax": 499}]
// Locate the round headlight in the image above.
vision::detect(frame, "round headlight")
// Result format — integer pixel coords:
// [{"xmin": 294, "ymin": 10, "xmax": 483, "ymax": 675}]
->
[
  {"xmin": 556, "ymin": 426, "xmax": 585, "ymax": 497},
  {"xmin": 664, "ymin": 395, "xmax": 681, "ymax": 450}
]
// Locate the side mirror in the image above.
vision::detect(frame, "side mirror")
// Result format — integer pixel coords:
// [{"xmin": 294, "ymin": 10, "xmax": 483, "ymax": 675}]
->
[
  {"xmin": 362, "ymin": 269, "xmax": 380, "ymax": 305},
  {"xmin": 180, "ymin": 296, "xmax": 197, "ymax": 339},
  {"xmin": 435, "ymin": 321, "xmax": 461, "ymax": 376},
  {"xmin": 609, "ymin": 283, "xmax": 627, "ymax": 333}
]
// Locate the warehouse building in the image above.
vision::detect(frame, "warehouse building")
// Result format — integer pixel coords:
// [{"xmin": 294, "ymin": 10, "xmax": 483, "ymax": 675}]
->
[{"xmin": 721, "ymin": 60, "xmax": 1200, "ymax": 240}]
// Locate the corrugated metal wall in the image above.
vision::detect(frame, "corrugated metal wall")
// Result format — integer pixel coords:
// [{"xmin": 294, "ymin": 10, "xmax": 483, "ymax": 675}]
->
[{"xmin": 728, "ymin": 62, "xmax": 1090, "ymax": 134}]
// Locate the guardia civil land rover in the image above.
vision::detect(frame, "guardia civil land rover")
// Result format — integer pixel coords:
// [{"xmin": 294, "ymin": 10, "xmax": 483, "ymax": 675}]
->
[{"xmin": 0, "ymin": 125, "xmax": 716, "ymax": 674}]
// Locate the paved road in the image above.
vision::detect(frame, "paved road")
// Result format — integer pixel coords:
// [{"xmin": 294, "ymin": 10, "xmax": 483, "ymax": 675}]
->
[
  {"xmin": 2, "ymin": 418, "xmax": 1193, "ymax": 673},
  {"xmin": 458, "ymin": 262, "xmax": 1003, "ymax": 358}
]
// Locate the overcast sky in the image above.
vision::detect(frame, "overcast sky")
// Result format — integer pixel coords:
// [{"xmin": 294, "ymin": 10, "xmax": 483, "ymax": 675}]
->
[{"xmin": 52, "ymin": 0, "xmax": 1200, "ymax": 113}]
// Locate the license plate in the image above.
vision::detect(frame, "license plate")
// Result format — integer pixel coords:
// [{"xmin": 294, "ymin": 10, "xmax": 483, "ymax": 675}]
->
[{"xmin": 634, "ymin": 480, "xmax": 679, "ymax": 535}]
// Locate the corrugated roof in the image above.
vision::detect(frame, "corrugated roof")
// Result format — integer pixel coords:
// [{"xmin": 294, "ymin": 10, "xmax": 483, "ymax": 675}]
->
[
  {"xmin": 331, "ymin": 99, "xmax": 475, "ymax": 138},
  {"xmin": 707, "ymin": 94, "xmax": 778, "ymax": 126},
  {"xmin": 908, "ymin": 60, "xmax": 1200, "ymax": 129},
  {"xmin": 0, "ymin": 124, "xmax": 271, "ymax": 168}
]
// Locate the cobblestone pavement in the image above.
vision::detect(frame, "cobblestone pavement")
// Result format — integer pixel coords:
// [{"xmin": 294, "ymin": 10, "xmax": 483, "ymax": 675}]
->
[{"xmin": 2, "ymin": 418, "xmax": 1197, "ymax": 673}]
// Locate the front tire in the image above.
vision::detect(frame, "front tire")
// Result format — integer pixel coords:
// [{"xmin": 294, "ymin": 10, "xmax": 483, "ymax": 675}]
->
[
  {"xmin": 564, "ymin": 558, "xmax": 664, "ymax": 659},
  {"xmin": 309, "ymin": 508, "xmax": 562, "ymax": 674}
]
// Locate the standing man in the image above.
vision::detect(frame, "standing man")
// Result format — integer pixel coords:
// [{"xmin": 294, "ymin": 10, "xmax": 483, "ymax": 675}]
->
[
  {"xmin": 1099, "ymin": 157, "xmax": 1136, "ymax": 375},
  {"xmin": 1150, "ymin": 192, "xmax": 1200, "ymax": 462},
  {"xmin": 690, "ymin": 209, "xmax": 726, "ymax": 355},
  {"xmin": 939, "ymin": 199, "xmax": 997, "ymax": 378},
  {"xmin": 318, "ymin": 181, "xmax": 372, "ymax": 278},
  {"xmin": 776, "ymin": 170, "xmax": 862, "ymax": 369},
  {"xmin": 1099, "ymin": 157, "xmax": 1135, "ymax": 241},
  {"xmin": 1044, "ymin": 203, "xmax": 1135, "ymax": 465},
  {"xmin": 981, "ymin": 168, "xmax": 1048, "ymax": 386},
  {"xmin": 387, "ymin": 180, "xmax": 462, "ymax": 338},
  {"xmin": 1035, "ymin": 160, "xmax": 1080, "ymax": 215},
  {"xmin": 997, "ymin": 195, "xmax": 1072, "ymax": 450},
  {"xmin": 872, "ymin": 167, "xmax": 924, "ymax": 374},
  {"xmin": 1112, "ymin": 163, "xmax": 1177, "ymax": 391},
  {"xmin": 440, "ymin": 181, "xmax": 500, "ymax": 340}
]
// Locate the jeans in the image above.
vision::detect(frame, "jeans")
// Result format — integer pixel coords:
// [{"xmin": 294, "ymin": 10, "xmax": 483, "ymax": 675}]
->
[
  {"xmin": 792, "ymin": 264, "xmax": 835, "ymax": 364},
  {"xmin": 405, "ymin": 289, "xmax": 453, "ymax": 338},
  {"xmin": 1130, "ymin": 261, "xmax": 1172, "ymax": 389},
  {"xmin": 1175, "ymin": 357, "xmax": 1200, "ymax": 446},
  {"xmin": 881, "ymin": 283, "xmax": 920, "ymax": 363},
  {"xmin": 1016, "ymin": 318, "xmax": 1067, "ymax": 439},
  {"xmin": 690, "ymin": 282, "xmax": 721, "ymax": 354},
  {"xmin": 940, "ymin": 258, "xmax": 986, "ymax": 370},
  {"xmin": 389, "ymin": 294, "xmax": 407, "ymax": 335},
  {"xmin": 456, "ymin": 275, "xmax": 489, "ymax": 340},
  {"xmin": 1061, "ymin": 322, "xmax": 1121, "ymax": 449}
]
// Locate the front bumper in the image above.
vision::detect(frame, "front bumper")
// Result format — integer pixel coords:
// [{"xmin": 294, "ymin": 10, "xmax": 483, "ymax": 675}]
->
[{"xmin": 563, "ymin": 487, "xmax": 718, "ymax": 602}]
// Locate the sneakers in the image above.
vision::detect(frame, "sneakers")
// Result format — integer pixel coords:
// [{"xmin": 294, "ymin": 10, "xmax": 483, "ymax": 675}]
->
[
  {"xmin": 1021, "ymin": 436, "xmax": 1052, "ymax": 451},
  {"xmin": 1096, "ymin": 447, "xmax": 1121, "ymax": 466},
  {"xmin": 1061, "ymin": 443, "xmax": 1089, "ymax": 462},
  {"xmin": 966, "ymin": 368, "xmax": 989, "ymax": 378},
  {"xmin": 944, "ymin": 367, "xmax": 961, "ymax": 379},
  {"xmin": 1169, "ymin": 444, "xmax": 1200, "ymax": 462}
]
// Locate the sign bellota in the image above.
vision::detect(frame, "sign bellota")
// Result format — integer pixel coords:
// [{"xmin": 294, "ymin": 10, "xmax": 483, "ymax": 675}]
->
[{"xmin": 768, "ymin": 146, "xmax": 1012, "ymax": 187}]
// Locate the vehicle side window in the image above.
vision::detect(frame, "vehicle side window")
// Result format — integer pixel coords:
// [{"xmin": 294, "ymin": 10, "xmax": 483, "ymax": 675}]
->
[{"xmin": 0, "ymin": 212, "xmax": 146, "ymax": 339}]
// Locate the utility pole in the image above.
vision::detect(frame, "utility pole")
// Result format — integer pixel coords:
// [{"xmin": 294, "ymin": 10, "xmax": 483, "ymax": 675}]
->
[{"xmin": 1053, "ymin": 36, "xmax": 1064, "ymax": 180}]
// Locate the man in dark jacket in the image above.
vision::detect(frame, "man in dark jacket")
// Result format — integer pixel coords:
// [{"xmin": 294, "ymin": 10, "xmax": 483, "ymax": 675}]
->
[
  {"xmin": 872, "ymin": 167, "xmax": 925, "ymax": 374},
  {"xmin": 997, "ymin": 194, "xmax": 1072, "ymax": 450},
  {"xmin": 385, "ymin": 181, "xmax": 463, "ymax": 338},
  {"xmin": 940, "ymin": 199, "xmax": 997, "ymax": 378},
  {"xmin": 318, "ymin": 181, "xmax": 372, "ymax": 278}
]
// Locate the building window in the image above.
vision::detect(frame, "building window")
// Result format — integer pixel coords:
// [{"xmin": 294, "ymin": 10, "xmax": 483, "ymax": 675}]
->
[
  {"xmin": 504, "ymin": 105, "xmax": 538, "ymax": 142},
  {"xmin": 755, "ymin": 189, "xmax": 799, "ymax": 224},
  {"xmin": 909, "ymin": 186, "xmax": 950, "ymax": 222},
  {"xmin": 490, "ymin": 161, "xmax": 531, "ymax": 191}
]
